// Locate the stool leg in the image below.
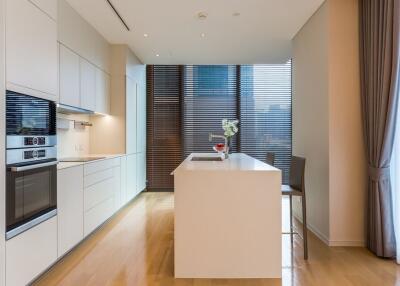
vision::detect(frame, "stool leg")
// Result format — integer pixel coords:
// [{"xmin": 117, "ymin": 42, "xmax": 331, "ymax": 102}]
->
[
  {"xmin": 289, "ymin": 194, "xmax": 293, "ymax": 243},
  {"xmin": 302, "ymin": 194, "xmax": 308, "ymax": 260}
]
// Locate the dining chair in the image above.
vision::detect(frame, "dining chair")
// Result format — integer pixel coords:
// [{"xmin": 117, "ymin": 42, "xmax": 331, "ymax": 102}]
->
[
  {"xmin": 266, "ymin": 152, "xmax": 276, "ymax": 166},
  {"xmin": 281, "ymin": 156, "xmax": 308, "ymax": 260}
]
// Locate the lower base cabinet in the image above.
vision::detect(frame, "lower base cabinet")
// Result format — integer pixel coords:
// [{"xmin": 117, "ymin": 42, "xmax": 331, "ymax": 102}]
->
[
  {"xmin": 6, "ymin": 217, "xmax": 57, "ymax": 286},
  {"xmin": 58, "ymin": 165, "xmax": 84, "ymax": 257},
  {"xmin": 126, "ymin": 153, "xmax": 137, "ymax": 201}
]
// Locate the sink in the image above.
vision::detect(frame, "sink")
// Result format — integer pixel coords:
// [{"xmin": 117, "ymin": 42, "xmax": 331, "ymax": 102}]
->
[{"xmin": 191, "ymin": 156, "xmax": 223, "ymax": 162}]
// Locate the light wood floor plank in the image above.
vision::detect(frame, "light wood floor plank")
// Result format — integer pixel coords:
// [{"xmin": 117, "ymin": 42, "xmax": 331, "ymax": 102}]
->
[{"xmin": 34, "ymin": 192, "xmax": 399, "ymax": 286}]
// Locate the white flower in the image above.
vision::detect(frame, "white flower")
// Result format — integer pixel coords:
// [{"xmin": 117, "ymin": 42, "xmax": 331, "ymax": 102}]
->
[{"xmin": 222, "ymin": 119, "xmax": 239, "ymax": 137}]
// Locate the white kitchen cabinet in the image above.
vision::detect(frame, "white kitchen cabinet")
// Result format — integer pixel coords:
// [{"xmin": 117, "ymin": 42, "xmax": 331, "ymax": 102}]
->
[
  {"xmin": 126, "ymin": 77, "xmax": 137, "ymax": 154},
  {"xmin": 6, "ymin": 217, "xmax": 57, "ymax": 286},
  {"xmin": 113, "ymin": 165, "xmax": 122, "ymax": 210},
  {"xmin": 95, "ymin": 68, "xmax": 111, "ymax": 114},
  {"xmin": 137, "ymin": 152, "xmax": 146, "ymax": 193},
  {"xmin": 29, "ymin": 0, "xmax": 57, "ymax": 20},
  {"xmin": 6, "ymin": 0, "xmax": 58, "ymax": 101},
  {"xmin": 80, "ymin": 58, "xmax": 96, "ymax": 111},
  {"xmin": 126, "ymin": 153, "xmax": 137, "ymax": 201},
  {"xmin": 57, "ymin": 165, "xmax": 84, "ymax": 257},
  {"xmin": 120, "ymin": 156, "xmax": 127, "ymax": 205},
  {"xmin": 137, "ymin": 83, "xmax": 146, "ymax": 154},
  {"xmin": 59, "ymin": 44, "xmax": 80, "ymax": 107}
]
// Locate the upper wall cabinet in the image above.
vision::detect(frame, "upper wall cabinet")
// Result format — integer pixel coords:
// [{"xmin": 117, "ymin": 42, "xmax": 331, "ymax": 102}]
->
[
  {"xmin": 95, "ymin": 69, "xmax": 110, "ymax": 114},
  {"xmin": 126, "ymin": 77, "xmax": 137, "ymax": 154},
  {"xmin": 59, "ymin": 44, "xmax": 80, "ymax": 107},
  {"xmin": 29, "ymin": 0, "xmax": 57, "ymax": 20},
  {"xmin": 80, "ymin": 58, "xmax": 97, "ymax": 111},
  {"xmin": 6, "ymin": 0, "xmax": 58, "ymax": 101}
]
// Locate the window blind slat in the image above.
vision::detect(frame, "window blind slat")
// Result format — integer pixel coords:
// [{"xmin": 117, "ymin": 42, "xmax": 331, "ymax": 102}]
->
[{"xmin": 146, "ymin": 65, "xmax": 182, "ymax": 190}]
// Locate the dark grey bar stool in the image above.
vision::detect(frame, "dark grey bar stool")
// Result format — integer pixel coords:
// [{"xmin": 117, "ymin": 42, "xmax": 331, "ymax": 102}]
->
[
  {"xmin": 266, "ymin": 152, "xmax": 276, "ymax": 166},
  {"xmin": 281, "ymin": 156, "xmax": 308, "ymax": 260}
]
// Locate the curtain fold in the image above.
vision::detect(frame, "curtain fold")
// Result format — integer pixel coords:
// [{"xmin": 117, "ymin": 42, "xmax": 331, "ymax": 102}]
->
[{"xmin": 359, "ymin": 0, "xmax": 400, "ymax": 258}]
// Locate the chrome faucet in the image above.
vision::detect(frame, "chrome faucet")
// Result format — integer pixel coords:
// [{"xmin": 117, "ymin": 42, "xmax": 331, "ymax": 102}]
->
[{"xmin": 209, "ymin": 133, "xmax": 229, "ymax": 158}]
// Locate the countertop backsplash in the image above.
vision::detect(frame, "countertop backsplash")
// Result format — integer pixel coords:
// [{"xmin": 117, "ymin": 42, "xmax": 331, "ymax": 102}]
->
[{"xmin": 57, "ymin": 113, "xmax": 91, "ymax": 158}]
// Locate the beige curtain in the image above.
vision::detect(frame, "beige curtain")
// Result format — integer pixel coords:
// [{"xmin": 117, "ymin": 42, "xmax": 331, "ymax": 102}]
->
[{"xmin": 359, "ymin": 0, "xmax": 400, "ymax": 257}]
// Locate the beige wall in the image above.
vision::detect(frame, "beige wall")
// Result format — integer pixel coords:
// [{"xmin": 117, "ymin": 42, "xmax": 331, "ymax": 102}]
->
[
  {"xmin": 292, "ymin": 0, "xmax": 366, "ymax": 246},
  {"xmin": 292, "ymin": 2, "xmax": 330, "ymax": 243},
  {"xmin": 328, "ymin": 0, "xmax": 366, "ymax": 246},
  {"xmin": 57, "ymin": 114, "xmax": 91, "ymax": 158},
  {"xmin": 0, "ymin": 0, "xmax": 5, "ymax": 284}
]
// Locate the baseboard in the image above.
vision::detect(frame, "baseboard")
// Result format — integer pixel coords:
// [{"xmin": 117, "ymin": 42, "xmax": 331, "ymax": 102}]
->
[
  {"xmin": 292, "ymin": 213, "xmax": 329, "ymax": 245},
  {"xmin": 328, "ymin": 240, "xmax": 365, "ymax": 247},
  {"xmin": 293, "ymin": 212, "xmax": 365, "ymax": 247}
]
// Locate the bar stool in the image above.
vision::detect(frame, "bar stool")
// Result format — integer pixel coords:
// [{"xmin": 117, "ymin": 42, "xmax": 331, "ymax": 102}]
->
[{"xmin": 282, "ymin": 156, "xmax": 308, "ymax": 260}]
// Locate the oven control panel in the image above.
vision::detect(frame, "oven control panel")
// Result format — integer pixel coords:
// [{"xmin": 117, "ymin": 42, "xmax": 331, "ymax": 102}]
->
[
  {"xmin": 24, "ymin": 149, "xmax": 46, "ymax": 160},
  {"xmin": 24, "ymin": 137, "xmax": 46, "ymax": 146}
]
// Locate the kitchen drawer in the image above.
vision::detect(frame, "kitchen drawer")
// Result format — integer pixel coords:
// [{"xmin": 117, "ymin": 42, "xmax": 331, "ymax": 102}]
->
[
  {"xmin": 84, "ymin": 177, "xmax": 114, "ymax": 211},
  {"xmin": 84, "ymin": 168, "xmax": 113, "ymax": 188},
  {"xmin": 6, "ymin": 217, "xmax": 57, "ymax": 286},
  {"xmin": 84, "ymin": 197, "xmax": 114, "ymax": 236},
  {"xmin": 84, "ymin": 159, "xmax": 115, "ymax": 176}
]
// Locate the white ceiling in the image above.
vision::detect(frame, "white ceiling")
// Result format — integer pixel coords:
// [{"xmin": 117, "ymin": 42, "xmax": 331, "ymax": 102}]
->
[{"xmin": 65, "ymin": 0, "xmax": 324, "ymax": 65}]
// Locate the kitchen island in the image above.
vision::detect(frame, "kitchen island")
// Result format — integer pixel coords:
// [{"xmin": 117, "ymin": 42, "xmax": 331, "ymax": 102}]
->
[{"xmin": 173, "ymin": 153, "xmax": 282, "ymax": 278}]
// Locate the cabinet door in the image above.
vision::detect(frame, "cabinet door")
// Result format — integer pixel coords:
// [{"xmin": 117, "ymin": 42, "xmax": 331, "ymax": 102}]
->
[
  {"xmin": 80, "ymin": 58, "xmax": 96, "ymax": 111},
  {"xmin": 95, "ymin": 68, "xmax": 111, "ymax": 114},
  {"xmin": 137, "ymin": 83, "xmax": 146, "ymax": 153},
  {"xmin": 113, "ymin": 166, "xmax": 122, "ymax": 210},
  {"xmin": 29, "ymin": 0, "xmax": 57, "ymax": 20},
  {"xmin": 6, "ymin": 0, "xmax": 58, "ymax": 100},
  {"xmin": 126, "ymin": 77, "xmax": 137, "ymax": 154},
  {"xmin": 120, "ymin": 156, "xmax": 127, "ymax": 205},
  {"xmin": 6, "ymin": 217, "xmax": 57, "ymax": 286},
  {"xmin": 126, "ymin": 154, "xmax": 137, "ymax": 201},
  {"xmin": 57, "ymin": 166, "xmax": 84, "ymax": 257},
  {"xmin": 59, "ymin": 44, "xmax": 80, "ymax": 107},
  {"xmin": 137, "ymin": 152, "xmax": 146, "ymax": 193}
]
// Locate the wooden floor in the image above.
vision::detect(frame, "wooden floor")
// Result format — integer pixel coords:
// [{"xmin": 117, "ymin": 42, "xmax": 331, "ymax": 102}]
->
[{"xmin": 35, "ymin": 192, "xmax": 400, "ymax": 286}]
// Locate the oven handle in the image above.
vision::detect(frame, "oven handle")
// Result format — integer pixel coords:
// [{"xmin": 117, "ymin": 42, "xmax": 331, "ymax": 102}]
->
[{"xmin": 10, "ymin": 161, "xmax": 58, "ymax": 172}]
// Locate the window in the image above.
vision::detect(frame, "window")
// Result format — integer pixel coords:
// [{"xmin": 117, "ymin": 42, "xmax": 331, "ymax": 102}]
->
[{"xmin": 147, "ymin": 61, "xmax": 292, "ymax": 189}]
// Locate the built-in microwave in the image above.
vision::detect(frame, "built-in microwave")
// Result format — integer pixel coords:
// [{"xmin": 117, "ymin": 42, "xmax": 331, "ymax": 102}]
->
[{"xmin": 5, "ymin": 91, "xmax": 58, "ymax": 240}]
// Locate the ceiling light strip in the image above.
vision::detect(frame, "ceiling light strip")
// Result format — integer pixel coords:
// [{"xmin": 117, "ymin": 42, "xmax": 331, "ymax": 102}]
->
[{"xmin": 105, "ymin": 0, "xmax": 130, "ymax": 31}]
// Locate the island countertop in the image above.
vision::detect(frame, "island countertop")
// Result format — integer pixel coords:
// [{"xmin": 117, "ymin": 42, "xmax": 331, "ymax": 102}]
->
[{"xmin": 173, "ymin": 153, "xmax": 280, "ymax": 173}]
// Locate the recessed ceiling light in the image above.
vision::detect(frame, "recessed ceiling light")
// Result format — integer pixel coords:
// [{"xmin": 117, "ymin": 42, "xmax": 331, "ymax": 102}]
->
[
  {"xmin": 233, "ymin": 12, "xmax": 240, "ymax": 17},
  {"xmin": 156, "ymin": 54, "xmax": 160, "ymax": 57},
  {"xmin": 201, "ymin": 33, "xmax": 205, "ymax": 38},
  {"xmin": 144, "ymin": 33, "xmax": 148, "ymax": 37}
]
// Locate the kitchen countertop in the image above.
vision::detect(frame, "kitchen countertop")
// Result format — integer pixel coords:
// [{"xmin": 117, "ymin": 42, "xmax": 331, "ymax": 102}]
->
[
  {"xmin": 57, "ymin": 154, "xmax": 126, "ymax": 170},
  {"xmin": 172, "ymin": 153, "xmax": 280, "ymax": 174}
]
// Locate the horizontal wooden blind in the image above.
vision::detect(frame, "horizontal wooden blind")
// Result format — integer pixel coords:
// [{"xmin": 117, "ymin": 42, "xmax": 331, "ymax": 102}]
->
[
  {"xmin": 240, "ymin": 61, "xmax": 292, "ymax": 183},
  {"xmin": 183, "ymin": 65, "xmax": 238, "ymax": 157},
  {"xmin": 146, "ymin": 65, "xmax": 182, "ymax": 190}
]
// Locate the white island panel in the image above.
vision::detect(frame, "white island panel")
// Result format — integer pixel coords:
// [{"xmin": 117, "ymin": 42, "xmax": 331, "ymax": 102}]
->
[{"xmin": 174, "ymin": 153, "xmax": 282, "ymax": 278}]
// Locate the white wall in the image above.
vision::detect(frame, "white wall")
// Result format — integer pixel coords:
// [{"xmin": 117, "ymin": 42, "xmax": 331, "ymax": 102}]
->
[
  {"xmin": 292, "ymin": 2, "xmax": 330, "ymax": 243},
  {"xmin": 0, "ymin": 0, "xmax": 5, "ymax": 284},
  {"xmin": 292, "ymin": 0, "xmax": 366, "ymax": 246}
]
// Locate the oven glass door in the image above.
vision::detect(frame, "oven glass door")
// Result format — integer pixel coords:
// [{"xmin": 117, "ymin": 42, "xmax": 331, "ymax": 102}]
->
[
  {"xmin": 6, "ymin": 161, "xmax": 57, "ymax": 237},
  {"xmin": 6, "ymin": 90, "xmax": 56, "ymax": 136}
]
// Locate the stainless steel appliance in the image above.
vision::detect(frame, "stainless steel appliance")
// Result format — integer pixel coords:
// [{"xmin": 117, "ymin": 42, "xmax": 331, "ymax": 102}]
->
[{"xmin": 5, "ymin": 90, "xmax": 57, "ymax": 240}]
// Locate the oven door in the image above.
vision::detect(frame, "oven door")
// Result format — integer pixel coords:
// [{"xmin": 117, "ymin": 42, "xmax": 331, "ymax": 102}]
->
[
  {"xmin": 6, "ymin": 90, "xmax": 56, "ymax": 136},
  {"xmin": 6, "ymin": 160, "xmax": 57, "ymax": 240}
]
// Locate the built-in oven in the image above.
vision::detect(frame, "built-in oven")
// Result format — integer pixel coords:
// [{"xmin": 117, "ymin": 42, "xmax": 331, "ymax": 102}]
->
[{"xmin": 5, "ymin": 90, "xmax": 58, "ymax": 240}]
